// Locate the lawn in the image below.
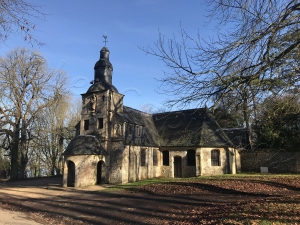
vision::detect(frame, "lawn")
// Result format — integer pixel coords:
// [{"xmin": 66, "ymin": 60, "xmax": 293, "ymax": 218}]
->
[{"xmin": 0, "ymin": 174, "xmax": 299, "ymax": 224}]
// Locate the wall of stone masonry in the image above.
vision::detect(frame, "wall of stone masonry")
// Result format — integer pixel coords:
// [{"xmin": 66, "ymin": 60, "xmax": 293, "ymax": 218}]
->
[{"xmin": 240, "ymin": 151, "xmax": 300, "ymax": 173}]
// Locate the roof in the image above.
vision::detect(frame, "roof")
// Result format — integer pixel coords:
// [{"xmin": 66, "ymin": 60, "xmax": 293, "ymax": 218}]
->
[
  {"xmin": 86, "ymin": 82, "xmax": 118, "ymax": 93},
  {"xmin": 63, "ymin": 135, "xmax": 106, "ymax": 155},
  {"xmin": 223, "ymin": 128, "xmax": 250, "ymax": 149},
  {"xmin": 115, "ymin": 106, "xmax": 160, "ymax": 147},
  {"xmin": 153, "ymin": 108, "xmax": 233, "ymax": 147}
]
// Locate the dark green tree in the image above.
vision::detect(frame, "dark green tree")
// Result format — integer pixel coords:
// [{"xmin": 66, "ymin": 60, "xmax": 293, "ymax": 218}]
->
[{"xmin": 254, "ymin": 94, "xmax": 300, "ymax": 150}]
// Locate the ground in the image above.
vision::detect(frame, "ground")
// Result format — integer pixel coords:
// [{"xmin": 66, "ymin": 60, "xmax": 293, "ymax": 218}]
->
[{"xmin": 0, "ymin": 175, "xmax": 299, "ymax": 225}]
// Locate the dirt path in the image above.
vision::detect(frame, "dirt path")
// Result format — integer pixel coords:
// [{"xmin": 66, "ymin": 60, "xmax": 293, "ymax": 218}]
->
[
  {"xmin": 0, "ymin": 175, "xmax": 299, "ymax": 224},
  {"xmin": 0, "ymin": 208, "xmax": 42, "ymax": 225}
]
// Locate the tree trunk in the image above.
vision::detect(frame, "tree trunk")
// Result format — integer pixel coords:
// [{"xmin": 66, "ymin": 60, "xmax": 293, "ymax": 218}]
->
[
  {"xmin": 10, "ymin": 123, "xmax": 20, "ymax": 180},
  {"xmin": 57, "ymin": 135, "xmax": 64, "ymax": 175},
  {"xmin": 19, "ymin": 128, "xmax": 28, "ymax": 179},
  {"xmin": 242, "ymin": 92, "xmax": 253, "ymax": 150},
  {"xmin": 19, "ymin": 153, "xmax": 28, "ymax": 178}
]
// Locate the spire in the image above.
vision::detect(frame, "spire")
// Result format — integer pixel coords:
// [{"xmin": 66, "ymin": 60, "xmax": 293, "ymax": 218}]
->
[{"xmin": 94, "ymin": 45, "xmax": 113, "ymax": 85}]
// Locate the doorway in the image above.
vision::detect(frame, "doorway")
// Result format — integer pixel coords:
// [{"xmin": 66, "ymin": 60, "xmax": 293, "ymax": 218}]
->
[
  {"xmin": 174, "ymin": 156, "xmax": 182, "ymax": 178},
  {"xmin": 97, "ymin": 160, "xmax": 105, "ymax": 184},
  {"xmin": 67, "ymin": 161, "xmax": 75, "ymax": 187}
]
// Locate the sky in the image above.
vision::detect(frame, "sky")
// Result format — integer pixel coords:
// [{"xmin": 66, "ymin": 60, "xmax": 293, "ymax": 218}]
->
[{"xmin": 0, "ymin": 0, "xmax": 216, "ymax": 112}]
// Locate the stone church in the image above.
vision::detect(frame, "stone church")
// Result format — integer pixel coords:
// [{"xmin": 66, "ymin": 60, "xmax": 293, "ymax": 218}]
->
[{"xmin": 62, "ymin": 46, "xmax": 241, "ymax": 187}]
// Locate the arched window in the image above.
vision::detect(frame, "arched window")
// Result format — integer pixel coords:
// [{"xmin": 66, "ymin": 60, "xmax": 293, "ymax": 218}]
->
[
  {"xmin": 162, "ymin": 150, "xmax": 169, "ymax": 166},
  {"xmin": 211, "ymin": 149, "xmax": 220, "ymax": 166},
  {"xmin": 141, "ymin": 148, "xmax": 146, "ymax": 166},
  {"xmin": 187, "ymin": 149, "xmax": 196, "ymax": 166}
]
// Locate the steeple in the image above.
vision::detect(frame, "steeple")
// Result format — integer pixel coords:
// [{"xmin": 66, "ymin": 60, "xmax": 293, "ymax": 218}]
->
[{"xmin": 94, "ymin": 46, "xmax": 113, "ymax": 85}]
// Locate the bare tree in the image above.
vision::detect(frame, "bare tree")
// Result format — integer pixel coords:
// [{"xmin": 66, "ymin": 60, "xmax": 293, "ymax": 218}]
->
[
  {"xmin": 141, "ymin": 0, "xmax": 300, "ymax": 149},
  {"xmin": 0, "ymin": 47, "xmax": 68, "ymax": 179},
  {"xmin": 0, "ymin": 0, "xmax": 45, "ymax": 46},
  {"xmin": 29, "ymin": 95, "xmax": 80, "ymax": 176},
  {"xmin": 142, "ymin": 0, "xmax": 300, "ymax": 110}
]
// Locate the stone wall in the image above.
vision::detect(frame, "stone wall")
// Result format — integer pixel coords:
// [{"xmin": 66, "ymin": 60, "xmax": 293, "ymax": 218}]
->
[
  {"xmin": 183, "ymin": 166, "xmax": 196, "ymax": 177},
  {"xmin": 240, "ymin": 151, "xmax": 300, "ymax": 173},
  {"xmin": 200, "ymin": 147, "xmax": 228, "ymax": 175},
  {"xmin": 160, "ymin": 166, "xmax": 172, "ymax": 177},
  {"xmin": 123, "ymin": 146, "xmax": 162, "ymax": 183},
  {"xmin": 63, "ymin": 155, "xmax": 105, "ymax": 187}
]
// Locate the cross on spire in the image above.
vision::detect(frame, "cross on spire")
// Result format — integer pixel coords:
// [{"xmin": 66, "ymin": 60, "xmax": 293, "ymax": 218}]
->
[{"xmin": 103, "ymin": 34, "xmax": 108, "ymax": 46}]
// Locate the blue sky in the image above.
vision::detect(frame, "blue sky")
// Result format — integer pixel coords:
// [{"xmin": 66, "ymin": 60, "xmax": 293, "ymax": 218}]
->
[{"xmin": 0, "ymin": 0, "xmax": 216, "ymax": 111}]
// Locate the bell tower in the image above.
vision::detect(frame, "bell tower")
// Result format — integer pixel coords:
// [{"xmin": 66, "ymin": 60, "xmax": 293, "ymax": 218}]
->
[{"xmin": 79, "ymin": 44, "xmax": 124, "ymax": 147}]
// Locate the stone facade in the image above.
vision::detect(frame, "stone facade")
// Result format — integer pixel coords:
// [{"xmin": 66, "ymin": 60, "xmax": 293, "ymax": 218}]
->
[{"xmin": 62, "ymin": 46, "xmax": 241, "ymax": 188}]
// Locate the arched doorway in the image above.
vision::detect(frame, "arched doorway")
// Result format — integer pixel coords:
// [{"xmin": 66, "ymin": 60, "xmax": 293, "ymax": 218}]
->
[
  {"xmin": 97, "ymin": 160, "xmax": 105, "ymax": 184},
  {"xmin": 67, "ymin": 161, "xmax": 75, "ymax": 187},
  {"xmin": 174, "ymin": 156, "xmax": 182, "ymax": 178}
]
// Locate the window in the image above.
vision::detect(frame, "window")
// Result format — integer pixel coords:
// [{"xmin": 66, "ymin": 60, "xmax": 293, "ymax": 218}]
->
[
  {"xmin": 84, "ymin": 120, "xmax": 89, "ymax": 130},
  {"xmin": 98, "ymin": 118, "xmax": 103, "ymax": 129},
  {"xmin": 141, "ymin": 148, "xmax": 146, "ymax": 166},
  {"xmin": 211, "ymin": 149, "xmax": 220, "ymax": 166},
  {"xmin": 187, "ymin": 149, "xmax": 196, "ymax": 166},
  {"xmin": 136, "ymin": 126, "xmax": 140, "ymax": 136},
  {"xmin": 162, "ymin": 150, "xmax": 169, "ymax": 166},
  {"xmin": 129, "ymin": 124, "xmax": 132, "ymax": 135},
  {"xmin": 153, "ymin": 149, "xmax": 158, "ymax": 166}
]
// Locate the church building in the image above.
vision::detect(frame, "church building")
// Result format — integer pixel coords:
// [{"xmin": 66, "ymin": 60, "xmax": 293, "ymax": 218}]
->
[{"xmin": 62, "ymin": 46, "xmax": 241, "ymax": 187}]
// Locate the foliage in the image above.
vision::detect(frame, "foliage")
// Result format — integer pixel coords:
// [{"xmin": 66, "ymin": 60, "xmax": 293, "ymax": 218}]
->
[{"xmin": 253, "ymin": 94, "xmax": 300, "ymax": 150}]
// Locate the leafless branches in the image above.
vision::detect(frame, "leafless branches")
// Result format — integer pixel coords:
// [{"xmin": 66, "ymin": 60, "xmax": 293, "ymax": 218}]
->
[
  {"xmin": 141, "ymin": 0, "xmax": 300, "ymax": 110},
  {"xmin": 0, "ymin": 47, "xmax": 68, "ymax": 179},
  {"xmin": 0, "ymin": 0, "xmax": 45, "ymax": 46}
]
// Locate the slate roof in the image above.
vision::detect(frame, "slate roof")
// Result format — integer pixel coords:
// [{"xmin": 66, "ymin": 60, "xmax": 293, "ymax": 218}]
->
[
  {"xmin": 115, "ymin": 106, "xmax": 159, "ymax": 147},
  {"xmin": 86, "ymin": 82, "xmax": 118, "ymax": 93},
  {"xmin": 64, "ymin": 107, "xmax": 235, "ymax": 156},
  {"xmin": 63, "ymin": 135, "xmax": 106, "ymax": 155},
  {"xmin": 153, "ymin": 108, "xmax": 233, "ymax": 147},
  {"xmin": 223, "ymin": 128, "xmax": 250, "ymax": 149}
]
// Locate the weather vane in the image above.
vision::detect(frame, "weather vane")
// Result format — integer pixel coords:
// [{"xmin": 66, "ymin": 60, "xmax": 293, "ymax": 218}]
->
[{"xmin": 103, "ymin": 34, "xmax": 108, "ymax": 46}]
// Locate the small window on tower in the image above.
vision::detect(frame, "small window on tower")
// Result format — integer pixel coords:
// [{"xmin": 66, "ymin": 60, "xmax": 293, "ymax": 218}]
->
[
  {"xmin": 84, "ymin": 120, "xmax": 89, "ymax": 130},
  {"xmin": 98, "ymin": 118, "xmax": 103, "ymax": 129}
]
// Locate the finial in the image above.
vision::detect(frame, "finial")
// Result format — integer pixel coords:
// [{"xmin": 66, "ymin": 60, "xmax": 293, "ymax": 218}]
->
[{"xmin": 103, "ymin": 33, "xmax": 108, "ymax": 46}]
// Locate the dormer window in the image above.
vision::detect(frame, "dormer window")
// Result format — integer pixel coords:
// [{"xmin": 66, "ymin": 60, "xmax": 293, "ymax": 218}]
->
[{"xmin": 136, "ymin": 126, "xmax": 140, "ymax": 136}]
